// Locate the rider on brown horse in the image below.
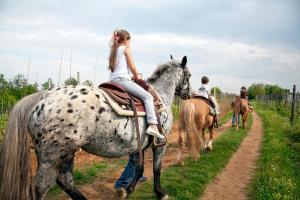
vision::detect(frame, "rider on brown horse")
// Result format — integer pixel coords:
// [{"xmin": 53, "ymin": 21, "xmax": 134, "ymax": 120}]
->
[
  {"xmin": 192, "ymin": 76, "xmax": 220, "ymax": 127},
  {"xmin": 232, "ymin": 86, "xmax": 253, "ymax": 127},
  {"xmin": 240, "ymin": 86, "xmax": 253, "ymax": 111}
]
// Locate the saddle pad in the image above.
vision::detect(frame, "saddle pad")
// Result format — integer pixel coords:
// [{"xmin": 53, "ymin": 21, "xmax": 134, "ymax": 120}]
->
[
  {"xmin": 209, "ymin": 106, "xmax": 217, "ymax": 116},
  {"xmin": 99, "ymin": 86, "xmax": 166, "ymax": 117}
]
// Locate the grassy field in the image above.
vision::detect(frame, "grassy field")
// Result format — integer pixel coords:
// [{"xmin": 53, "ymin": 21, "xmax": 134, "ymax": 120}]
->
[
  {"xmin": 250, "ymin": 106, "xmax": 300, "ymax": 200},
  {"xmin": 129, "ymin": 114, "xmax": 253, "ymax": 200}
]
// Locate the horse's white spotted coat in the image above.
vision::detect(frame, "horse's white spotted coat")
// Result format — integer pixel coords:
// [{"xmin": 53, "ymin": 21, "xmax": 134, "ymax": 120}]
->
[{"xmin": 28, "ymin": 60, "xmax": 191, "ymax": 161}]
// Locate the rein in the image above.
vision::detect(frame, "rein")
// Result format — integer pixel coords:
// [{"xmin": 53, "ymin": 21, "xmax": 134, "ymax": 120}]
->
[{"xmin": 175, "ymin": 69, "xmax": 191, "ymax": 99}]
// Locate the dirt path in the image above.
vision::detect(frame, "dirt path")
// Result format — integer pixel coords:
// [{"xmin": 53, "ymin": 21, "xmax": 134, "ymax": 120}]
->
[
  {"xmin": 57, "ymin": 119, "xmax": 233, "ymax": 200},
  {"xmin": 200, "ymin": 112, "xmax": 263, "ymax": 200}
]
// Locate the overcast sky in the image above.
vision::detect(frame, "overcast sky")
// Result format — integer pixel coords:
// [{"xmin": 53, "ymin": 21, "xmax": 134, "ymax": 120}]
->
[{"xmin": 0, "ymin": 0, "xmax": 299, "ymax": 93}]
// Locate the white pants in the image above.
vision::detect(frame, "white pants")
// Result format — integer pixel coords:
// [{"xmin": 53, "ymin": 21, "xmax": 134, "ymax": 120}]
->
[
  {"xmin": 111, "ymin": 77, "xmax": 158, "ymax": 124},
  {"xmin": 210, "ymin": 96, "xmax": 220, "ymax": 114}
]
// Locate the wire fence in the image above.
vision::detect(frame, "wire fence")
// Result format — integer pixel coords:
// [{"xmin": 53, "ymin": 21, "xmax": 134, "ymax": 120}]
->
[{"xmin": 256, "ymin": 85, "xmax": 300, "ymax": 125}]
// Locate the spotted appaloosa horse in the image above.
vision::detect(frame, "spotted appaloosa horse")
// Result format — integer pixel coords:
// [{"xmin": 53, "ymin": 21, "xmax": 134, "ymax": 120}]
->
[{"xmin": 0, "ymin": 56, "xmax": 191, "ymax": 200}]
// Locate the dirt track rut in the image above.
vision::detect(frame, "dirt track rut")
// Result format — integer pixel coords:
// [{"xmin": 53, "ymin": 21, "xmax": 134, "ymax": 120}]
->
[{"xmin": 200, "ymin": 112, "xmax": 263, "ymax": 200}]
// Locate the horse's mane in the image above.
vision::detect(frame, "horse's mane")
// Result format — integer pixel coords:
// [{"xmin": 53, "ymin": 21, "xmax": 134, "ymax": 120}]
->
[{"xmin": 147, "ymin": 61, "xmax": 180, "ymax": 84}]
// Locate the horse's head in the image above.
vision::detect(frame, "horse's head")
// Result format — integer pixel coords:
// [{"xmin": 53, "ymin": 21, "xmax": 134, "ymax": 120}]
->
[
  {"xmin": 148, "ymin": 55, "xmax": 192, "ymax": 103},
  {"xmin": 173, "ymin": 56, "xmax": 191, "ymax": 99}
]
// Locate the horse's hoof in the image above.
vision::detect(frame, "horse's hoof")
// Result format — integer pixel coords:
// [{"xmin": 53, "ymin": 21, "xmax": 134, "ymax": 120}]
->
[
  {"xmin": 161, "ymin": 194, "xmax": 169, "ymax": 200},
  {"xmin": 205, "ymin": 146, "xmax": 212, "ymax": 152},
  {"xmin": 114, "ymin": 188, "xmax": 127, "ymax": 200}
]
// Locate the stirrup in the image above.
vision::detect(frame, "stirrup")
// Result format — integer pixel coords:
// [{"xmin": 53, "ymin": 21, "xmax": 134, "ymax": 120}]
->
[
  {"xmin": 145, "ymin": 127, "xmax": 165, "ymax": 140},
  {"xmin": 213, "ymin": 121, "xmax": 219, "ymax": 128},
  {"xmin": 153, "ymin": 136, "xmax": 167, "ymax": 147}
]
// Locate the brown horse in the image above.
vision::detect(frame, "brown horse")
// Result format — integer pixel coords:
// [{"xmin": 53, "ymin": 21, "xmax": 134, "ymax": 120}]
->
[
  {"xmin": 176, "ymin": 98, "xmax": 215, "ymax": 165},
  {"xmin": 233, "ymin": 97, "xmax": 250, "ymax": 130}
]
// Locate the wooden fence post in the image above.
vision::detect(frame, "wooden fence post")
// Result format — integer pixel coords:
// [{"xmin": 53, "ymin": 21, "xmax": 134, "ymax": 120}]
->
[
  {"xmin": 290, "ymin": 85, "xmax": 296, "ymax": 125},
  {"xmin": 48, "ymin": 79, "xmax": 53, "ymax": 90}
]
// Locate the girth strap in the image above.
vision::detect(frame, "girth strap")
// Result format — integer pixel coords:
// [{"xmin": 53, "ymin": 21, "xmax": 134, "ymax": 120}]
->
[{"xmin": 129, "ymin": 95, "xmax": 143, "ymax": 166}]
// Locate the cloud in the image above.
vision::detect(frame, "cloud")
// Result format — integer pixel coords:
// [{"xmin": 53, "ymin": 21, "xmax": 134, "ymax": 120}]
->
[
  {"xmin": 0, "ymin": 0, "xmax": 299, "ymax": 93},
  {"xmin": 1, "ymin": 25, "xmax": 299, "ymax": 93}
]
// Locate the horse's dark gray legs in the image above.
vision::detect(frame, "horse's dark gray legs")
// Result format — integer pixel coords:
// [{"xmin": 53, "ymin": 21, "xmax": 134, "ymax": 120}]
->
[
  {"xmin": 32, "ymin": 163, "xmax": 58, "ymax": 200},
  {"xmin": 126, "ymin": 151, "xmax": 144, "ymax": 194},
  {"xmin": 152, "ymin": 146, "xmax": 168, "ymax": 199},
  {"xmin": 56, "ymin": 158, "xmax": 86, "ymax": 200}
]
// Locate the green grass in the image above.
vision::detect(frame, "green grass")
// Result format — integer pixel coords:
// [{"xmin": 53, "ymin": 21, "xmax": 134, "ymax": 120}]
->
[
  {"xmin": 172, "ymin": 103, "xmax": 180, "ymax": 120},
  {"xmin": 249, "ymin": 106, "xmax": 300, "ymax": 200},
  {"xmin": 129, "ymin": 114, "xmax": 253, "ymax": 200},
  {"xmin": 219, "ymin": 110, "xmax": 232, "ymax": 126}
]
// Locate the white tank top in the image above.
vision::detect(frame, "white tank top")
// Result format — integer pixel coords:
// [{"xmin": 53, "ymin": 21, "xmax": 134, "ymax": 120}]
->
[{"xmin": 110, "ymin": 46, "xmax": 131, "ymax": 80}]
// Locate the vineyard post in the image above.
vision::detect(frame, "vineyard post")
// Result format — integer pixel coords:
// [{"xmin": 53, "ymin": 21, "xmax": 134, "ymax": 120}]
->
[
  {"xmin": 48, "ymin": 79, "xmax": 53, "ymax": 90},
  {"xmin": 290, "ymin": 85, "xmax": 296, "ymax": 125},
  {"xmin": 58, "ymin": 48, "xmax": 63, "ymax": 87},
  {"xmin": 77, "ymin": 72, "xmax": 80, "ymax": 84}
]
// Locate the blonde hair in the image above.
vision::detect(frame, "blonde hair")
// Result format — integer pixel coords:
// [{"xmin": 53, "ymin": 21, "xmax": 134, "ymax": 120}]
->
[{"xmin": 108, "ymin": 29, "xmax": 131, "ymax": 72}]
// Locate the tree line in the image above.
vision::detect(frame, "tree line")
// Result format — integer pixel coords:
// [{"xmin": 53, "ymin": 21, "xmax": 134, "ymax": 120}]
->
[
  {"xmin": 0, "ymin": 73, "xmax": 93, "ymax": 103},
  {"xmin": 248, "ymin": 83, "xmax": 290, "ymax": 100}
]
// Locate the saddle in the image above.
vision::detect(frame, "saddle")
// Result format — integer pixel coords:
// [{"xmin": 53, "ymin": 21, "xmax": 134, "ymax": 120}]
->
[
  {"xmin": 193, "ymin": 95, "xmax": 216, "ymax": 110},
  {"xmin": 98, "ymin": 80, "xmax": 167, "ymax": 157},
  {"xmin": 98, "ymin": 81, "xmax": 164, "ymax": 113}
]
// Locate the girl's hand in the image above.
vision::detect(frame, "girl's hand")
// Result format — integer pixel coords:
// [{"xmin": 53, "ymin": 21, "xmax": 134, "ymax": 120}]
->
[{"xmin": 136, "ymin": 73, "xmax": 143, "ymax": 80}]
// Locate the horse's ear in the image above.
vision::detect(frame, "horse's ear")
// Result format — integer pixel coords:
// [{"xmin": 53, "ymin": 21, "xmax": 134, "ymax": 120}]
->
[
  {"xmin": 170, "ymin": 54, "xmax": 173, "ymax": 60},
  {"xmin": 181, "ymin": 56, "xmax": 187, "ymax": 68}
]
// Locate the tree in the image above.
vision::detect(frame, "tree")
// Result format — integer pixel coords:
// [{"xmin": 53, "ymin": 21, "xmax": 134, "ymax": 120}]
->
[
  {"xmin": 10, "ymin": 74, "xmax": 27, "ymax": 88},
  {"xmin": 64, "ymin": 77, "xmax": 78, "ymax": 86},
  {"xmin": 0, "ymin": 74, "xmax": 8, "ymax": 91},
  {"xmin": 82, "ymin": 80, "xmax": 93, "ymax": 87},
  {"xmin": 8, "ymin": 74, "xmax": 38, "ymax": 99},
  {"xmin": 248, "ymin": 83, "xmax": 265, "ymax": 100},
  {"xmin": 210, "ymin": 87, "xmax": 222, "ymax": 98},
  {"xmin": 248, "ymin": 83, "xmax": 289, "ymax": 100}
]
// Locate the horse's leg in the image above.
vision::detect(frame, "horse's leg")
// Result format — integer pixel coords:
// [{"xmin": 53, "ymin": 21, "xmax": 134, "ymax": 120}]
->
[
  {"xmin": 152, "ymin": 146, "xmax": 168, "ymax": 200},
  {"xmin": 125, "ymin": 151, "xmax": 144, "ymax": 195},
  {"xmin": 235, "ymin": 112, "xmax": 239, "ymax": 130},
  {"xmin": 32, "ymin": 162, "xmax": 58, "ymax": 200},
  {"xmin": 206, "ymin": 126, "xmax": 215, "ymax": 151},
  {"xmin": 242, "ymin": 113, "xmax": 248, "ymax": 129},
  {"xmin": 201, "ymin": 128, "xmax": 206, "ymax": 150},
  {"xmin": 56, "ymin": 158, "xmax": 86, "ymax": 200}
]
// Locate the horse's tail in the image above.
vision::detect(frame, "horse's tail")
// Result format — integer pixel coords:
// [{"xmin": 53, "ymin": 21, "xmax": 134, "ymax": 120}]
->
[
  {"xmin": 180, "ymin": 100, "xmax": 202, "ymax": 160},
  {"xmin": 0, "ymin": 92, "xmax": 42, "ymax": 200}
]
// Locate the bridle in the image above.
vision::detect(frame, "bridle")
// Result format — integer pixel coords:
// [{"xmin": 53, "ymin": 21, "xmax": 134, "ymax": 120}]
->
[{"xmin": 175, "ymin": 68, "xmax": 191, "ymax": 99}]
